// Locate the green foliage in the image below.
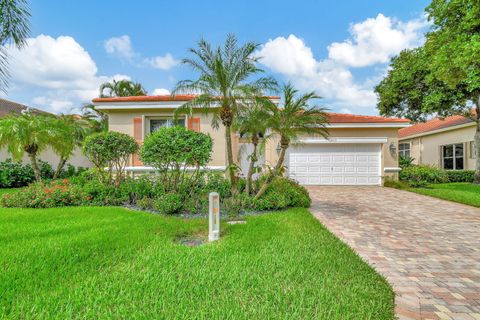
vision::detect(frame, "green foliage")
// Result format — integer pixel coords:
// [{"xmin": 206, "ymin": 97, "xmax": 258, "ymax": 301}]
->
[
  {"xmin": 154, "ymin": 193, "xmax": 183, "ymax": 215},
  {"xmin": 399, "ymin": 155, "xmax": 415, "ymax": 168},
  {"xmin": 0, "ymin": 0, "xmax": 31, "ymax": 91},
  {"xmin": 400, "ymin": 165, "xmax": 448, "ymax": 187},
  {"xmin": 99, "ymin": 79, "xmax": 147, "ymax": 97},
  {"xmin": 252, "ymin": 177, "xmax": 311, "ymax": 211},
  {"xmin": 83, "ymin": 131, "xmax": 139, "ymax": 186},
  {"xmin": 0, "ymin": 159, "xmax": 35, "ymax": 187},
  {"xmin": 383, "ymin": 178, "xmax": 409, "ymax": 190},
  {"xmin": 0, "ymin": 179, "xmax": 87, "ymax": 208},
  {"xmin": 445, "ymin": 170, "xmax": 475, "ymax": 183},
  {"xmin": 141, "ymin": 126, "xmax": 212, "ymax": 192}
]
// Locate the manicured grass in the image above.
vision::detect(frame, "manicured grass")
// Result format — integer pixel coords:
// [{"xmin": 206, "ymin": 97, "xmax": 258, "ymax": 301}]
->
[
  {"xmin": 0, "ymin": 206, "xmax": 394, "ymax": 319},
  {"xmin": 409, "ymin": 183, "xmax": 480, "ymax": 207}
]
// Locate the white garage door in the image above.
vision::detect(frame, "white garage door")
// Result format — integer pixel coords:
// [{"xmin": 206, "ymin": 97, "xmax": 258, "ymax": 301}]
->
[{"xmin": 288, "ymin": 144, "xmax": 381, "ymax": 185}]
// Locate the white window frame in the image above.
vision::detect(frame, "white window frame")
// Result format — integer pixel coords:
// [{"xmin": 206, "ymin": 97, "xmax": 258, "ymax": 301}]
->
[
  {"xmin": 399, "ymin": 143, "xmax": 411, "ymax": 158},
  {"xmin": 441, "ymin": 143, "xmax": 464, "ymax": 170},
  {"xmin": 470, "ymin": 141, "xmax": 477, "ymax": 159},
  {"xmin": 148, "ymin": 116, "xmax": 186, "ymax": 134}
]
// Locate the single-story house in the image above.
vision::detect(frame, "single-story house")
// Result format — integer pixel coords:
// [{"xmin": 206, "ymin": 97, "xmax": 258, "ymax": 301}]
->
[
  {"xmin": 93, "ymin": 95, "xmax": 410, "ymax": 186},
  {"xmin": 399, "ymin": 114, "xmax": 476, "ymax": 170},
  {"xmin": 0, "ymin": 98, "xmax": 92, "ymax": 168}
]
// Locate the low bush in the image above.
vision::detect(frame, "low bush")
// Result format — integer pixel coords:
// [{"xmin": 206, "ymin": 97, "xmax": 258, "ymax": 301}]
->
[
  {"xmin": 0, "ymin": 159, "xmax": 84, "ymax": 188},
  {"xmin": 251, "ymin": 177, "xmax": 310, "ymax": 211},
  {"xmin": 399, "ymin": 165, "xmax": 448, "ymax": 187},
  {"xmin": 383, "ymin": 178, "xmax": 409, "ymax": 190},
  {"xmin": 154, "ymin": 193, "xmax": 183, "ymax": 215},
  {"xmin": 0, "ymin": 179, "xmax": 87, "ymax": 208},
  {"xmin": 445, "ymin": 170, "xmax": 475, "ymax": 183}
]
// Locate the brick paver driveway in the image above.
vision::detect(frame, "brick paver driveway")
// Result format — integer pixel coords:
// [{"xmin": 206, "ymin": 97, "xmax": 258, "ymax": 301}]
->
[{"xmin": 308, "ymin": 186, "xmax": 480, "ymax": 320}]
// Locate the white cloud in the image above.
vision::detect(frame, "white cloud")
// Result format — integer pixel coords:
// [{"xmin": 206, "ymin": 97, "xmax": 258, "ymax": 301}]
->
[
  {"xmin": 257, "ymin": 14, "xmax": 427, "ymax": 112},
  {"xmin": 152, "ymin": 88, "xmax": 170, "ymax": 95},
  {"xmin": 328, "ymin": 14, "xmax": 428, "ymax": 67},
  {"xmin": 6, "ymin": 34, "xmax": 131, "ymax": 113},
  {"xmin": 104, "ymin": 35, "xmax": 135, "ymax": 60},
  {"xmin": 257, "ymin": 35, "xmax": 376, "ymax": 108},
  {"xmin": 146, "ymin": 53, "xmax": 179, "ymax": 70}
]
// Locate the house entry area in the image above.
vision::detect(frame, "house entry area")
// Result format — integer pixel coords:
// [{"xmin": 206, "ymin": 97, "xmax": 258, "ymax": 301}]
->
[{"xmin": 288, "ymin": 143, "xmax": 382, "ymax": 185}]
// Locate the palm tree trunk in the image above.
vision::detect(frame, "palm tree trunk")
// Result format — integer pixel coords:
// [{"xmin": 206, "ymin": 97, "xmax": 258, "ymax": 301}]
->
[
  {"xmin": 224, "ymin": 124, "xmax": 237, "ymax": 191},
  {"xmin": 27, "ymin": 152, "xmax": 42, "ymax": 182},
  {"xmin": 474, "ymin": 101, "xmax": 480, "ymax": 184},
  {"xmin": 245, "ymin": 138, "xmax": 259, "ymax": 195},
  {"xmin": 53, "ymin": 157, "xmax": 67, "ymax": 180},
  {"xmin": 254, "ymin": 144, "xmax": 287, "ymax": 200}
]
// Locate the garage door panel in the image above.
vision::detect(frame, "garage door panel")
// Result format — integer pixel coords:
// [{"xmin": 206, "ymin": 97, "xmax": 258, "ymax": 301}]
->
[{"xmin": 288, "ymin": 143, "xmax": 381, "ymax": 186}]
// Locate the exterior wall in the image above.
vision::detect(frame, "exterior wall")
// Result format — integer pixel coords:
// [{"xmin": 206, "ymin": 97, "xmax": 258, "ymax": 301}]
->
[
  {"xmin": 399, "ymin": 125, "xmax": 476, "ymax": 170},
  {"xmin": 0, "ymin": 147, "xmax": 92, "ymax": 168},
  {"xmin": 265, "ymin": 127, "xmax": 401, "ymax": 181},
  {"xmin": 106, "ymin": 109, "xmax": 228, "ymax": 167}
]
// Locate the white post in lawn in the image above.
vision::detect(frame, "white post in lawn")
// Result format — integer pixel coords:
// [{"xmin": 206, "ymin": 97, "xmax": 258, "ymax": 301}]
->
[{"xmin": 209, "ymin": 192, "xmax": 220, "ymax": 241}]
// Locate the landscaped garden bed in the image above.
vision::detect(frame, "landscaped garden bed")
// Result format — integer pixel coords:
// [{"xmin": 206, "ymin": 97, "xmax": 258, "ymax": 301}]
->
[{"xmin": 0, "ymin": 206, "xmax": 394, "ymax": 319}]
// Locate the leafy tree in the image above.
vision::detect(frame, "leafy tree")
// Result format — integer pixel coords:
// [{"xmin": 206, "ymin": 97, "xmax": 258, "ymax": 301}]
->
[
  {"xmin": 233, "ymin": 102, "xmax": 271, "ymax": 195},
  {"xmin": 50, "ymin": 115, "xmax": 92, "ymax": 179},
  {"xmin": 140, "ymin": 126, "xmax": 212, "ymax": 193},
  {"xmin": 0, "ymin": 113, "xmax": 55, "ymax": 181},
  {"xmin": 375, "ymin": 0, "xmax": 480, "ymax": 183},
  {"xmin": 83, "ymin": 131, "xmax": 139, "ymax": 186},
  {"xmin": 99, "ymin": 79, "xmax": 147, "ymax": 98},
  {"xmin": 255, "ymin": 84, "xmax": 329, "ymax": 200},
  {"xmin": 0, "ymin": 0, "xmax": 30, "ymax": 92},
  {"xmin": 172, "ymin": 34, "xmax": 277, "ymax": 191}
]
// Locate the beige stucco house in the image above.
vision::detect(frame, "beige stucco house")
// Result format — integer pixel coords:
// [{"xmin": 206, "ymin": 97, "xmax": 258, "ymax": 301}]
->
[
  {"xmin": 399, "ymin": 115, "xmax": 476, "ymax": 170},
  {"xmin": 93, "ymin": 95, "xmax": 410, "ymax": 186}
]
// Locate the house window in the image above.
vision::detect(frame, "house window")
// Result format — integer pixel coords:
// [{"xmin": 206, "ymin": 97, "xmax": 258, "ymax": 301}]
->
[
  {"xmin": 470, "ymin": 141, "xmax": 477, "ymax": 159},
  {"xmin": 399, "ymin": 143, "xmax": 411, "ymax": 157},
  {"xmin": 150, "ymin": 118, "xmax": 185, "ymax": 133},
  {"xmin": 442, "ymin": 143, "xmax": 464, "ymax": 170}
]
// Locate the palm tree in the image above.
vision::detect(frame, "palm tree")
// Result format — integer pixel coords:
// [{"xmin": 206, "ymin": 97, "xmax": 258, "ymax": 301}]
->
[
  {"xmin": 254, "ymin": 84, "xmax": 329, "ymax": 200},
  {"xmin": 81, "ymin": 103, "xmax": 108, "ymax": 132},
  {"xmin": 233, "ymin": 101, "xmax": 272, "ymax": 195},
  {"xmin": 50, "ymin": 115, "xmax": 92, "ymax": 179},
  {"xmin": 172, "ymin": 34, "xmax": 277, "ymax": 190},
  {"xmin": 0, "ymin": 0, "xmax": 31, "ymax": 92},
  {"xmin": 0, "ymin": 112, "xmax": 55, "ymax": 181},
  {"xmin": 99, "ymin": 79, "xmax": 147, "ymax": 98}
]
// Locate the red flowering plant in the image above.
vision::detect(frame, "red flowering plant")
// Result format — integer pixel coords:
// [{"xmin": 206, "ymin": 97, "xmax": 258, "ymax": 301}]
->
[{"xmin": 0, "ymin": 179, "xmax": 89, "ymax": 208}]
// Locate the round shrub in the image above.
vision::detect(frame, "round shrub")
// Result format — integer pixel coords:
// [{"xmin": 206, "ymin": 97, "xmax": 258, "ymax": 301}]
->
[
  {"xmin": 0, "ymin": 159, "xmax": 35, "ymax": 188},
  {"xmin": 141, "ymin": 126, "xmax": 212, "ymax": 192},
  {"xmin": 154, "ymin": 193, "xmax": 183, "ymax": 215},
  {"xmin": 252, "ymin": 177, "xmax": 311, "ymax": 211},
  {"xmin": 83, "ymin": 131, "xmax": 139, "ymax": 186},
  {"xmin": 445, "ymin": 170, "xmax": 474, "ymax": 183}
]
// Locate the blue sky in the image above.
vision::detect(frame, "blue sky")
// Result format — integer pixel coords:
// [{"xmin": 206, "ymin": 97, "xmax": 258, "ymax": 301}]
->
[{"xmin": 4, "ymin": 0, "xmax": 431, "ymax": 115}]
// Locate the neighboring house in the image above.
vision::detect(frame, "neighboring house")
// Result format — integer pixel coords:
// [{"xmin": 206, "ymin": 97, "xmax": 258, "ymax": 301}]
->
[
  {"xmin": 93, "ymin": 95, "xmax": 409, "ymax": 186},
  {"xmin": 399, "ymin": 115, "xmax": 476, "ymax": 170},
  {"xmin": 0, "ymin": 98, "xmax": 92, "ymax": 168}
]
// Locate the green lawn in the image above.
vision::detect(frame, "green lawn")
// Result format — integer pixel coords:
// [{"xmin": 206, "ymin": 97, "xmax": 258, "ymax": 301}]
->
[
  {"xmin": 409, "ymin": 183, "xmax": 480, "ymax": 207},
  {"xmin": 0, "ymin": 206, "xmax": 394, "ymax": 319}
]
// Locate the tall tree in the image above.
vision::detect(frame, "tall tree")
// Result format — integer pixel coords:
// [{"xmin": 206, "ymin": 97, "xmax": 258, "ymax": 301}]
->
[
  {"xmin": 173, "ymin": 34, "xmax": 277, "ymax": 190},
  {"xmin": 233, "ymin": 101, "xmax": 271, "ymax": 195},
  {"xmin": 0, "ymin": 0, "xmax": 30, "ymax": 92},
  {"xmin": 375, "ymin": 0, "xmax": 480, "ymax": 183},
  {"xmin": 0, "ymin": 113, "xmax": 55, "ymax": 181},
  {"xmin": 99, "ymin": 79, "xmax": 147, "ymax": 98},
  {"xmin": 50, "ymin": 114, "xmax": 92, "ymax": 179},
  {"xmin": 254, "ymin": 84, "xmax": 329, "ymax": 200}
]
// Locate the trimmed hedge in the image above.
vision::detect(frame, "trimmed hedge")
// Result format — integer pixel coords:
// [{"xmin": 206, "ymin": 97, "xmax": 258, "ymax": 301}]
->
[{"xmin": 445, "ymin": 170, "xmax": 474, "ymax": 183}]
